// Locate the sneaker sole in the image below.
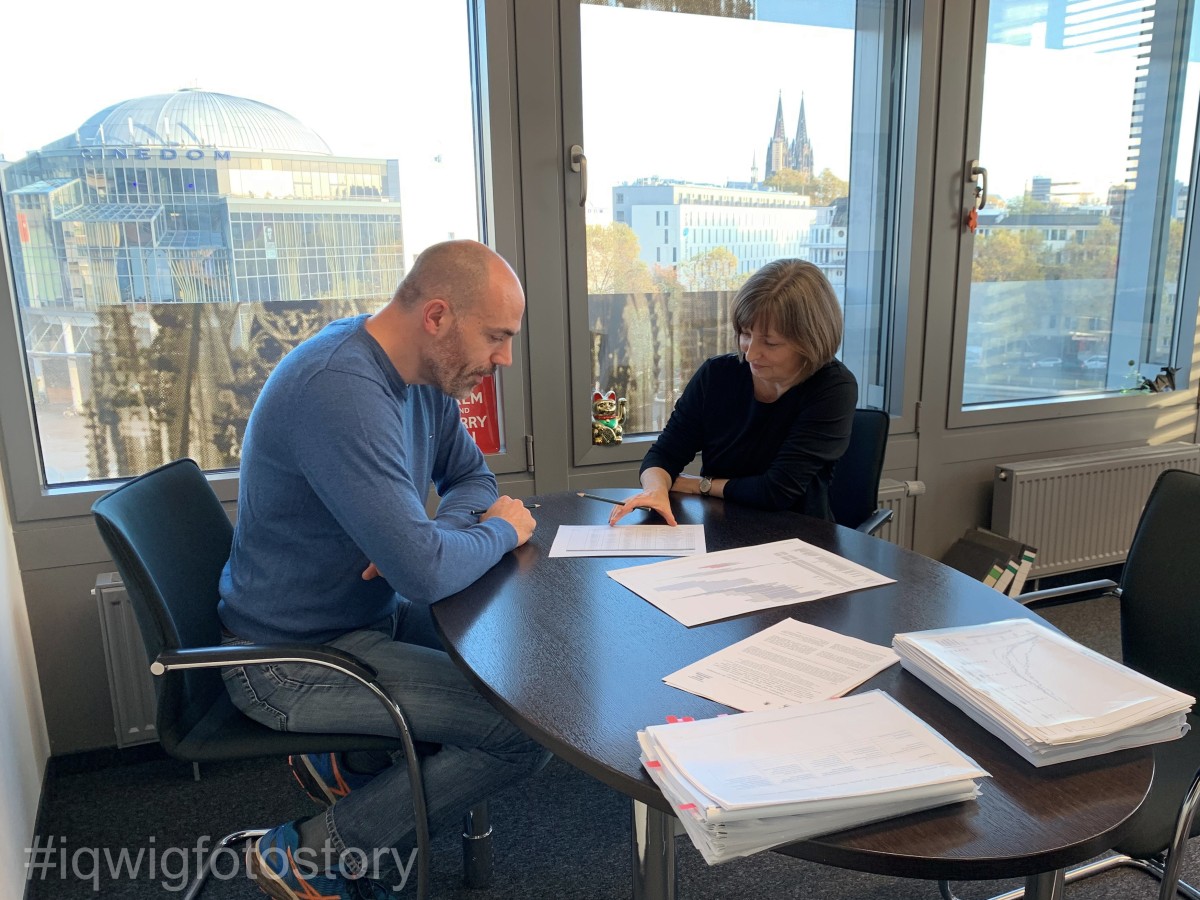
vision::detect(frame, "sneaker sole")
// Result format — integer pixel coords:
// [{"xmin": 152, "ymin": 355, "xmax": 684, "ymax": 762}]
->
[
  {"xmin": 246, "ymin": 842, "xmax": 307, "ymax": 900},
  {"xmin": 288, "ymin": 755, "xmax": 338, "ymax": 807}
]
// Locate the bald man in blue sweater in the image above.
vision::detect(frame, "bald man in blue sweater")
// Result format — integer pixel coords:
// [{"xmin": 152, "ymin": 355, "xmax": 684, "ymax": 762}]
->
[{"xmin": 218, "ymin": 240, "xmax": 548, "ymax": 900}]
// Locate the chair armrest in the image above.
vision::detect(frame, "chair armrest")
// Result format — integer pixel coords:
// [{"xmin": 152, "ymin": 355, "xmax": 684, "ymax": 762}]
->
[
  {"xmin": 152, "ymin": 644, "xmax": 378, "ymax": 682},
  {"xmin": 154, "ymin": 640, "xmax": 434, "ymax": 899},
  {"xmin": 858, "ymin": 507, "xmax": 895, "ymax": 536}
]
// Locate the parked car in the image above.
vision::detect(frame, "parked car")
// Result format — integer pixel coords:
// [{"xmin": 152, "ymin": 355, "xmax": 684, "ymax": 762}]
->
[
  {"xmin": 1031, "ymin": 357, "xmax": 1063, "ymax": 369},
  {"xmin": 1080, "ymin": 355, "xmax": 1107, "ymax": 369}
]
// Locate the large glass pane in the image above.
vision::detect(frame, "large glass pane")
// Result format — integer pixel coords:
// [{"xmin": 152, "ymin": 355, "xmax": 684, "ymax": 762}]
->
[
  {"xmin": 578, "ymin": 1, "xmax": 903, "ymax": 437},
  {"xmin": 961, "ymin": 0, "xmax": 1197, "ymax": 408},
  {"xmin": 0, "ymin": 3, "xmax": 489, "ymax": 485}
]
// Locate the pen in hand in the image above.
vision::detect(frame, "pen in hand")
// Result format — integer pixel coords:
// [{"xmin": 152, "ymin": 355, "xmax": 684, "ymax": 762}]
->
[
  {"xmin": 576, "ymin": 491, "xmax": 654, "ymax": 512},
  {"xmin": 470, "ymin": 503, "xmax": 541, "ymax": 515}
]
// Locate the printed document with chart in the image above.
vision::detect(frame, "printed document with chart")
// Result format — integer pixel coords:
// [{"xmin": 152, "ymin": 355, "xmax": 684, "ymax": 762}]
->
[{"xmin": 607, "ymin": 538, "xmax": 895, "ymax": 626}]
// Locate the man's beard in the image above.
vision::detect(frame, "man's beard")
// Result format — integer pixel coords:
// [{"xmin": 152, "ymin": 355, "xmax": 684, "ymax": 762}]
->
[{"xmin": 425, "ymin": 329, "xmax": 491, "ymax": 400}]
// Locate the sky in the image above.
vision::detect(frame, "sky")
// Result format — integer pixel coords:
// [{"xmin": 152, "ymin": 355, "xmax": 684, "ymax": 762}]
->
[
  {"xmin": 0, "ymin": 1, "xmax": 481, "ymax": 261},
  {"xmin": 1, "ymin": 2, "xmax": 1195, "ymax": 248}
]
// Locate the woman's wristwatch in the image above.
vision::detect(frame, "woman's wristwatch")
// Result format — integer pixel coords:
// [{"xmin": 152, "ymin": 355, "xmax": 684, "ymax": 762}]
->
[{"xmin": 699, "ymin": 476, "xmax": 713, "ymax": 496}]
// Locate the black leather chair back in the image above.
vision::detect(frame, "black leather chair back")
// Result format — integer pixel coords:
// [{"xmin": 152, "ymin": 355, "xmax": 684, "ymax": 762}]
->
[
  {"xmin": 1120, "ymin": 468, "xmax": 1200, "ymax": 697},
  {"xmin": 91, "ymin": 458, "xmax": 234, "ymax": 753},
  {"xmin": 829, "ymin": 408, "xmax": 889, "ymax": 530}
]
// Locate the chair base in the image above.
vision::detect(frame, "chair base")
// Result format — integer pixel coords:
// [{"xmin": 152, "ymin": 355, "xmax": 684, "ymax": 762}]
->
[
  {"xmin": 182, "ymin": 805, "xmax": 494, "ymax": 899},
  {"xmin": 938, "ymin": 853, "xmax": 1200, "ymax": 900},
  {"xmin": 182, "ymin": 827, "xmax": 266, "ymax": 900}
]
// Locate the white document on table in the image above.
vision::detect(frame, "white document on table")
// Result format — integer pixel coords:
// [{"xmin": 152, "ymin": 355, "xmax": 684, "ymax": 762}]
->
[
  {"xmin": 607, "ymin": 538, "xmax": 894, "ymax": 626},
  {"xmin": 663, "ymin": 618, "xmax": 899, "ymax": 711},
  {"xmin": 548, "ymin": 524, "xmax": 706, "ymax": 557}
]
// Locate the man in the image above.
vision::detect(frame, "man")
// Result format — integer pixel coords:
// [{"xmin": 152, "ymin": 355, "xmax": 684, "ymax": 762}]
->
[{"xmin": 218, "ymin": 240, "xmax": 549, "ymax": 899}]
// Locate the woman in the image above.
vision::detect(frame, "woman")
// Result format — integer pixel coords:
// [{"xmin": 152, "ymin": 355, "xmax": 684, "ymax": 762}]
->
[{"xmin": 610, "ymin": 259, "xmax": 857, "ymax": 526}]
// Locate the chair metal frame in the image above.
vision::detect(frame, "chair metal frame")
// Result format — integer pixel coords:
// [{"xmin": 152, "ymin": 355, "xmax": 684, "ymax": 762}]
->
[
  {"xmin": 92, "ymin": 457, "xmax": 492, "ymax": 900},
  {"xmin": 940, "ymin": 468, "xmax": 1200, "ymax": 900},
  {"xmin": 938, "ymin": 765, "xmax": 1200, "ymax": 900}
]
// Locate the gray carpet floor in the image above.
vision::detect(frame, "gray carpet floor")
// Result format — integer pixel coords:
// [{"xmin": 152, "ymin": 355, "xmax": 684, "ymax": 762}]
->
[{"xmin": 28, "ymin": 594, "xmax": 1198, "ymax": 899}]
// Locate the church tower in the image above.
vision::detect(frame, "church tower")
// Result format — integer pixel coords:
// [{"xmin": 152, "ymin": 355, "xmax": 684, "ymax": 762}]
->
[
  {"xmin": 764, "ymin": 93, "xmax": 790, "ymax": 181},
  {"xmin": 790, "ymin": 93, "xmax": 814, "ymax": 178}
]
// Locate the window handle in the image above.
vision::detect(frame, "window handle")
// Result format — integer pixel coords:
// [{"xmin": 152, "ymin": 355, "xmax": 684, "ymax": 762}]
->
[
  {"xmin": 570, "ymin": 144, "xmax": 587, "ymax": 208},
  {"xmin": 969, "ymin": 160, "xmax": 988, "ymax": 210}
]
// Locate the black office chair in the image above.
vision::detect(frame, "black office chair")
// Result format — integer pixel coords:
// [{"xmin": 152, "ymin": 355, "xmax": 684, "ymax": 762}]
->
[
  {"xmin": 829, "ymin": 408, "xmax": 894, "ymax": 535},
  {"xmin": 91, "ymin": 458, "xmax": 491, "ymax": 900},
  {"xmin": 939, "ymin": 467, "xmax": 1200, "ymax": 900}
]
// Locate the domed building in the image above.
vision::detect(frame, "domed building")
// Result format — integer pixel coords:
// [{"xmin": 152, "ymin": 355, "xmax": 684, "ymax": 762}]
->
[{"xmin": 2, "ymin": 88, "xmax": 403, "ymax": 310}]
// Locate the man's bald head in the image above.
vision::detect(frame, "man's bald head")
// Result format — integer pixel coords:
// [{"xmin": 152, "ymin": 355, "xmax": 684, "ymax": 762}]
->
[{"xmin": 394, "ymin": 240, "xmax": 512, "ymax": 313}]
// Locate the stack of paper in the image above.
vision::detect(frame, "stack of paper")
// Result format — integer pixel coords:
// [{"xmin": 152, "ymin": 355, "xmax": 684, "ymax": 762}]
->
[
  {"xmin": 637, "ymin": 691, "xmax": 988, "ymax": 864},
  {"xmin": 893, "ymin": 618, "xmax": 1194, "ymax": 766}
]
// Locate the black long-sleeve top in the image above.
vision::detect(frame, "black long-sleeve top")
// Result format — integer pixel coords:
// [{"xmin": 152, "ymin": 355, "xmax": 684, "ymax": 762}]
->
[{"xmin": 639, "ymin": 354, "xmax": 857, "ymax": 519}]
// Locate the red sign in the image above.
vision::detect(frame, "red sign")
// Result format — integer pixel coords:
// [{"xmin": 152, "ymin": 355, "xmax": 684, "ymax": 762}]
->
[
  {"xmin": 459, "ymin": 374, "xmax": 500, "ymax": 454},
  {"xmin": 16, "ymin": 213, "xmax": 30, "ymax": 244}
]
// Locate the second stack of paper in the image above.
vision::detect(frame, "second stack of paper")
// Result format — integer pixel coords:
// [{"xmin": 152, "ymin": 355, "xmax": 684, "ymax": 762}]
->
[{"xmin": 893, "ymin": 618, "xmax": 1194, "ymax": 766}]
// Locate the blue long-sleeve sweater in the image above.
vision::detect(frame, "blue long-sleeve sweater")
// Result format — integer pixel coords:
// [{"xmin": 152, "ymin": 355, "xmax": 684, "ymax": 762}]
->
[{"xmin": 218, "ymin": 315, "xmax": 517, "ymax": 644}]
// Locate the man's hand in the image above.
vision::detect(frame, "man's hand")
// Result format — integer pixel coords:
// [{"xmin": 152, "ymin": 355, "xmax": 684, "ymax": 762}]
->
[
  {"xmin": 481, "ymin": 495, "xmax": 537, "ymax": 546},
  {"xmin": 362, "ymin": 562, "xmax": 380, "ymax": 581}
]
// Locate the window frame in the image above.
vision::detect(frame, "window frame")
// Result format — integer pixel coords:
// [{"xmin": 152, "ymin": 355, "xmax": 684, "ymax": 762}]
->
[
  {"xmin": 944, "ymin": 0, "xmax": 1200, "ymax": 430},
  {"xmin": 557, "ymin": 0, "xmax": 930, "ymax": 471}
]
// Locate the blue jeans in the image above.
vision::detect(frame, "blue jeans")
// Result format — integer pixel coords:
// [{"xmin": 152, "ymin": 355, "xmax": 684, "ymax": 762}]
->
[{"xmin": 220, "ymin": 603, "xmax": 550, "ymax": 878}]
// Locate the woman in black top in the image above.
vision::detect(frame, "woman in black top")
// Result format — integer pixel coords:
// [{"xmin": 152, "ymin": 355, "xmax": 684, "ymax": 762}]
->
[{"xmin": 610, "ymin": 259, "xmax": 857, "ymax": 525}]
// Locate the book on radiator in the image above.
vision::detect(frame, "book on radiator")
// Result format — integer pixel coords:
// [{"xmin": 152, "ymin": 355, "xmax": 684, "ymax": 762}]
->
[
  {"xmin": 964, "ymin": 527, "xmax": 1038, "ymax": 598},
  {"xmin": 941, "ymin": 527, "xmax": 1037, "ymax": 597}
]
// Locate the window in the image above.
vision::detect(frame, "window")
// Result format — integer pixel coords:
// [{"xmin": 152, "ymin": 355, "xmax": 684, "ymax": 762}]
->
[
  {"xmin": 0, "ymin": 3, "xmax": 509, "ymax": 501},
  {"xmin": 959, "ymin": 0, "xmax": 1199, "ymax": 408},
  {"xmin": 572, "ymin": 1, "xmax": 911, "ymax": 449}
]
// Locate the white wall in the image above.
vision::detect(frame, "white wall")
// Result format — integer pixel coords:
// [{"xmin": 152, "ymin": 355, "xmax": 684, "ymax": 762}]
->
[{"xmin": 0, "ymin": 474, "xmax": 49, "ymax": 899}]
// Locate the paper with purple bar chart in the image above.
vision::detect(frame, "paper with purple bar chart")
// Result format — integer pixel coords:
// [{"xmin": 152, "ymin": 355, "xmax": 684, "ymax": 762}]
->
[{"xmin": 607, "ymin": 538, "xmax": 894, "ymax": 626}]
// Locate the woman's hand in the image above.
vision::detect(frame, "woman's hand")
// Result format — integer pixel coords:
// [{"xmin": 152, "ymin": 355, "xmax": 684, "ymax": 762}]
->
[{"xmin": 609, "ymin": 486, "xmax": 677, "ymax": 526}]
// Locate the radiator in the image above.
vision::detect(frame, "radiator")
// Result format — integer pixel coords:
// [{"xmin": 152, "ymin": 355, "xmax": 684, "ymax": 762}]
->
[
  {"xmin": 991, "ymin": 442, "xmax": 1200, "ymax": 578},
  {"xmin": 876, "ymin": 478, "xmax": 924, "ymax": 550},
  {"xmin": 93, "ymin": 573, "xmax": 158, "ymax": 748}
]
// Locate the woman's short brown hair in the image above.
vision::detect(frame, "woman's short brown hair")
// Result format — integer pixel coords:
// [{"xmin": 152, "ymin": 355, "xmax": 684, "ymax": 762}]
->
[{"xmin": 731, "ymin": 259, "xmax": 843, "ymax": 381}]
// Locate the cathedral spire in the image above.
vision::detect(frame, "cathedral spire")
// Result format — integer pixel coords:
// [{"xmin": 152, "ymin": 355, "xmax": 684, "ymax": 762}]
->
[
  {"xmin": 790, "ymin": 92, "xmax": 814, "ymax": 179},
  {"xmin": 764, "ymin": 91, "xmax": 790, "ymax": 182}
]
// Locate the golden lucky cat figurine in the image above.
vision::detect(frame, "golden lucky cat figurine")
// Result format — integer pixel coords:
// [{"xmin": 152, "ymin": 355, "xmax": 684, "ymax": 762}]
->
[{"xmin": 591, "ymin": 390, "xmax": 627, "ymax": 444}]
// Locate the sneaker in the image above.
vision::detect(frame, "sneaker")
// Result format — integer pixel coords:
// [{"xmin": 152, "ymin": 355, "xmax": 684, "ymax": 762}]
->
[
  {"xmin": 288, "ymin": 753, "xmax": 373, "ymax": 806},
  {"xmin": 247, "ymin": 822, "xmax": 394, "ymax": 900}
]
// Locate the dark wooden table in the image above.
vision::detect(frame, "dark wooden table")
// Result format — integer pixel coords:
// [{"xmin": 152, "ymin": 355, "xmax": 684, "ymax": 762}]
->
[{"xmin": 431, "ymin": 491, "xmax": 1151, "ymax": 900}]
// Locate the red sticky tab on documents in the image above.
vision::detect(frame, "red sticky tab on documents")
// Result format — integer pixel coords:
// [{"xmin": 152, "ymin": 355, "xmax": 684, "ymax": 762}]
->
[
  {"xmin": 678, "ymin": 803, "xmax": 696, "ymax": 811},
  {"xmin": 665, "ymin": 715, "xmax": 679, "ymax": 724},
  {"xmin": 645, "ymin": 760, "xmax": 661, "ymax": 768}
]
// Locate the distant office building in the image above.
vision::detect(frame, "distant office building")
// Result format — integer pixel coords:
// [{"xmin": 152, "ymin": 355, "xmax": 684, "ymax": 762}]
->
[
  {"xmin": 1029, "ymin": 176, "xmax": 1052, "ymax": 203},
  {"xmin": 612, "ymin": 179, "xmax": 846, "ymax": 290},
  {"xmin": 2, "ymin": 88, "xmax": 404, "ymax": 312}
]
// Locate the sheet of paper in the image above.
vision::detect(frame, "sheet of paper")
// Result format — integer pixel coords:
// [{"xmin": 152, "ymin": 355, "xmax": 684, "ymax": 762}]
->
[
  {"xmin": 607, "ymin": 538, "xmax": 895, "ymax": 626},
  {"xmin": 663, "ymin": 618, "xmax": 899, "ymax": 711},
  {"xmin": 549, "ymin": 524, "xmax": 706, "ymax": 557}
]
